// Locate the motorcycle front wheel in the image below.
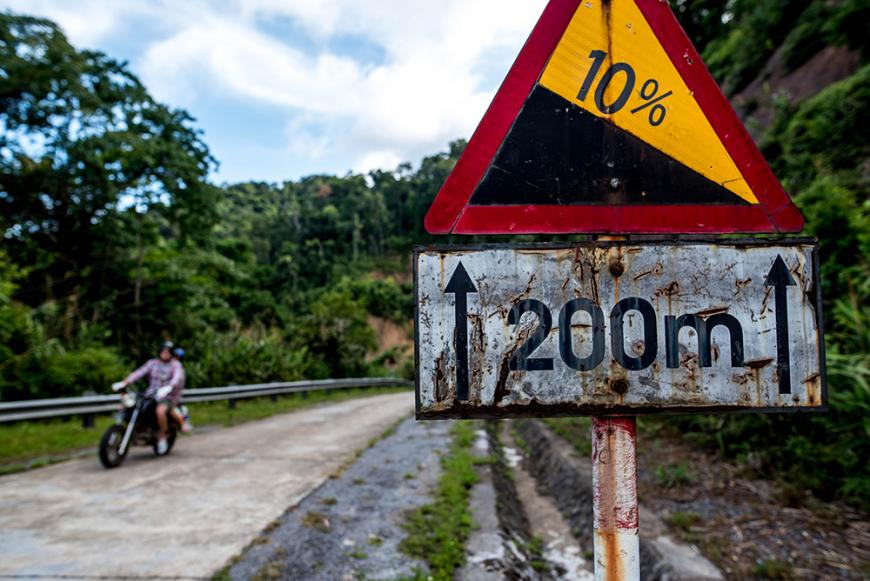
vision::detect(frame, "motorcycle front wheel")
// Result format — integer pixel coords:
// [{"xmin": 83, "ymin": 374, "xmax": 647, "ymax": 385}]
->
[{"xmin": 99, "ymin": 425, "xmax": 128, "ymax": 468}]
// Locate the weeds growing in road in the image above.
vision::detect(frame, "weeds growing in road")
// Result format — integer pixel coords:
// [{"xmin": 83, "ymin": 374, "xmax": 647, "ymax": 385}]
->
[
  {"xmin": 655, "ymin": 462, "xmax": 697, "ymax": 488},
  {"xmin": 753, "ymin": 558, "xmax": 795, "ymax": 580},
  {"xmin": 249, "ymin": 547, "xmax": 288, "ymax": 581},
  {"xmin": 665, "ymin": 510, "xmax": 702, "ymax": 542},
  {"xmin": 328, "ymin": 413, "xmax": 408, "ymax": 480},
  {"xmin": 399, "ymin": 421, "xmax": 478, "ymax": 580},
  {"xmin": 301, "ymin": 510, "xmax": 332, "ymax": 533},
  {"xmin": 367, "ymin": 534, "xmax": 383, "ymax": 546},
  {"xmin": 542, "ymin": 417, "xmax": 592, "ymax": 456},
  {"xmin": 526, "ymin": 534, "xmax": 551, "ymax": 573}
]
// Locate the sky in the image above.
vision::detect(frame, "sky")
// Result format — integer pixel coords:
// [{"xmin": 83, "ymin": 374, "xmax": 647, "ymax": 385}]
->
[{"xmin": 4, "ymin": 0, "xmax": 547, "ymax": 185}]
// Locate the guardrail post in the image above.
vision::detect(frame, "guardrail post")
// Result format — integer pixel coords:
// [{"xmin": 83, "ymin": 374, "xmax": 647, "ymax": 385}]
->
[
  {"xmin": 82, "ymin": 391, "xmax": 96, "ymax": 428},
  {"xmin": 228, "ymin": 399, "xmax": 237, "ymax": 410},
  {"xmin": 270, "ymin": 394, "xmax": 278, "ymax": 402},
  {"xmin": 301, "ymin": 390, "xmax": 309, "ymax": 399}
]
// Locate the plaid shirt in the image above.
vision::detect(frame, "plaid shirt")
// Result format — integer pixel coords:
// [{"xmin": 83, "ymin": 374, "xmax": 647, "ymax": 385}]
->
[{"xmin": 125, "ymin": 358, "xmax": 185, "ymax": 404}]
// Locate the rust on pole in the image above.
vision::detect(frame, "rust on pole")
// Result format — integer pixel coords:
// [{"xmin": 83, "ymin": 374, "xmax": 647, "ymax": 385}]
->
[{"xmin": 592, "ymin": 416, "xmax": 639, "ymax": 580}]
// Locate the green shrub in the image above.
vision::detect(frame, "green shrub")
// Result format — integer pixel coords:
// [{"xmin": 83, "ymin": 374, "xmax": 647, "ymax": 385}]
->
[
  {"xmin": 336, "ymin": 275, "xmax": 414, "ymax": 322},
  {"xmin": 43, "ymin": 347, "xmax": 128, "ymax": 395},
  {"xmin": 656, "ymin": 462, "xmax": 697, "ymax": 488},
  {"xmin": 771, "ymin": 65, "xmax": 870, "ymax": 190},
  {"xmin": 400, "ymin": 422, "xmax": 478, "ymax": 580},
  {"xmin": 823, "ymin": 0, "xmax": 870, "ymax": 61},
  {"xmin": 184, "ymin": 327, "xmax": 308, "ymax": 388},
  {"xmin": 780, "ymin": 11, "xmax": 827, "ymax": 72},
  {"xmin": 794, "ymin": 175, "xmax": 870, "ymax": 307},
  {"xmin": 288, "ymin": 288, "xmax": 377, "ymax": 379},
  {"xmin": 1, "ymin": 341, "xmax": 127, "ymax": 400},
  {"xmin": 0, "ymin": 260, "xmax": 129, "ymax": 400},
  {"xmin": 702, "ymin": 0, "xmax": 812, "ymax": 95}
]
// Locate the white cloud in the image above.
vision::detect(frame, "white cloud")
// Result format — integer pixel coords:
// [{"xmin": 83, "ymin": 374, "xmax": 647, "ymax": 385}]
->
[
  {"xmin": 3, "ymin": 0, "xmax": 548, "ymax": 177},
  {"xmin": 3, "ymin": 0, "xmax": 123, "ymax": 46},
  {"xmin": 284, "ymin": 115, "xmax": 335, "ymax": 160},
  {"xmin": 140, "ymin": 17, "xmax": 365, "ymax": 113},
  {"xmin": 353, "ymin": 149, "xmax": 404, "ymax": 175}
]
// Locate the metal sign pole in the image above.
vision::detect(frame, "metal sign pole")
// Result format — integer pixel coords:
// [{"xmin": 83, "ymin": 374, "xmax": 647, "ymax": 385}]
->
[
  {"xmin": 591, "ymin": 231, "xmax": 639, "ymax": 581},
  {"xmin": 591, "ymin": 416, "xmax": 639, "ymax": 580}
]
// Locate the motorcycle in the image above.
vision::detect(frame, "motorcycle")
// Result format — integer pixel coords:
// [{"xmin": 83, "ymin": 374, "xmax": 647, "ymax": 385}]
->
[{"xmin": 98, "ymin": 383, "xmax": 189, "ymax": 469}]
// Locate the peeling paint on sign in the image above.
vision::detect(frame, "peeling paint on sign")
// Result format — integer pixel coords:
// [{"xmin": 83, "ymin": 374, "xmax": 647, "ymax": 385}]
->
[{"xmin": 414, "ymin": 240, "xmax": 826, "ymax": 418}]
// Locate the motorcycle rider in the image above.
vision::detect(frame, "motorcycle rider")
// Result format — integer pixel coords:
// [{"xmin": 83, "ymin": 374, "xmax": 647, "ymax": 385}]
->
[{"xmin": 116, "ymin": 341, "xmax": 185, "ymax": 454}]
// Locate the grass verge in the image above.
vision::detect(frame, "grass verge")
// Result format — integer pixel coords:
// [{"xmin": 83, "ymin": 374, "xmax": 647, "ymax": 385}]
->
[
  {"xmin": 542, "ymin": 417, "xmax": 592, "ymax": 456},
  {"xmin": 0, "ymin": 386, "xmax": 409, "ymax": 473},
  {"xmin": 399, "ymin": 421, "xmax": 478, "ymax": 580}
]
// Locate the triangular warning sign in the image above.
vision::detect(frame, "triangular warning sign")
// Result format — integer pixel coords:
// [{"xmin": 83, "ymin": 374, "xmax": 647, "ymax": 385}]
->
[{"xmin": 425, "ymin": 0, "xmax": 804, "ymax": 234}]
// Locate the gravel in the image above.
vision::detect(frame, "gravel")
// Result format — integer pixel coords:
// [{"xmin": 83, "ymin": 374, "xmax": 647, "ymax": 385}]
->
[{"xmin": 227, "ymin": 417, "xmax": 453, "ymax": 581}]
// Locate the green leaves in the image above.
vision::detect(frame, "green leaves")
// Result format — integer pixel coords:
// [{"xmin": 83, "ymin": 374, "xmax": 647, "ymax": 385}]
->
[
  {"xmin": 0, "ymin": 10, "xmax": 218, "ymax": 328},
  {"xmin": 183, "ymin": 328, "xmax": 307, "ymax": 389},
  {"xmin": 774, "ymin": 65, "xmax": 870, "ymax": 190},
  {"xmin": 399, "ymin": 422, "xmax": 479, "ymax": 580},
  {"xmin": 291, "ymin": 288, "xmax": 378, "ymax": 379}
]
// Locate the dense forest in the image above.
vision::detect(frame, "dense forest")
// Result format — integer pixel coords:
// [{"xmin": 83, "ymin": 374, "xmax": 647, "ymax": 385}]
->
[{"xmin": 1, "ymin": 2, "xmax": 867, "ymax": 505}]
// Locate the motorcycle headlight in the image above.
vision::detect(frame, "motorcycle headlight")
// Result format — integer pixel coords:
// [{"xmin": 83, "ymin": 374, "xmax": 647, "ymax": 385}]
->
[{"xmin": 121, "ymin": 393, "xmax": 137, "ymax": 408}]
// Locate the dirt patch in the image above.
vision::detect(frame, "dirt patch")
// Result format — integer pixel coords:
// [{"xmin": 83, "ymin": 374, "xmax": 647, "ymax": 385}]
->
[
  {"xmin": 369, "ymin": 268, "xmax": 411, "ymax": 286},
  {"xmin": 367, "ymin": 315, "xmax": 411, "ymax": 354},
  {"xmin": 635, "ymin": 423, "xmax": 870, "ymax": 579},
  {"xmin": 734, "ymin": 45, "xmax": 860, "ymax": 137}
]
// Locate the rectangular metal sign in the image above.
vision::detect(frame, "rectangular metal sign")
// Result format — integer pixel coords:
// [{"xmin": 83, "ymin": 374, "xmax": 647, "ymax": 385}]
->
[{"xmin": 415, "ymin": 240, "xmax": 826, "ymax": 418}]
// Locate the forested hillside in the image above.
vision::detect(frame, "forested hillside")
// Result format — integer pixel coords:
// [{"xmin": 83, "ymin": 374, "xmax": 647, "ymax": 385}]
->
[{"xmin": 1, "ymin": 2, "xmax": 867, "ymax": 504}]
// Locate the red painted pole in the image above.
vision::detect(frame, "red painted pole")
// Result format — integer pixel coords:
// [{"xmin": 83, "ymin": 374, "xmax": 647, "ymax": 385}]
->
[{"xmin": 591, "ymin": 416, "xmax": 640, "ymax": 580}]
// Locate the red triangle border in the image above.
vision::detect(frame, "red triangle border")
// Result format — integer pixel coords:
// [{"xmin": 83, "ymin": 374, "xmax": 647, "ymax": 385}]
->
[{"xmin": 424, "ymin": 0, "xmax": 804, "ymax": 235}]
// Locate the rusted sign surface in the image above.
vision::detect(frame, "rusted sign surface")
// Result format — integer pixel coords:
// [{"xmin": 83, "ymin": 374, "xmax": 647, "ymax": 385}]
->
[{"xmin": 415, "ymin": 240, "xmax": 826, "ymax": 418}]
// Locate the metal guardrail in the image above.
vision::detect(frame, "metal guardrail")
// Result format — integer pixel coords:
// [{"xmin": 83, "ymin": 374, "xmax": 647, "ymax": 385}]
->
[{"xmin": 0, "ymin": 377, "xmax": 413, "ymax": 424}]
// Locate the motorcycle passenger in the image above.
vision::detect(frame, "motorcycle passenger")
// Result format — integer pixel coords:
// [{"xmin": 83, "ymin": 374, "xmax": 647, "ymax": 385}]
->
[
  {"xmin": 117, "ymin": 341, "xmax": 185, "ymax": 454},
  {"xmin": 171, "ymin": 347, "xmax": 192, "ymax": 433}
]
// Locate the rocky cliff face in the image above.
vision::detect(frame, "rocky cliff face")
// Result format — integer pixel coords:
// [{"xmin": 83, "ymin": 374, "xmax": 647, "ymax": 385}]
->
[{"xmin": 733, "ymin": 44, "xmax": 861, "ymax": 139}]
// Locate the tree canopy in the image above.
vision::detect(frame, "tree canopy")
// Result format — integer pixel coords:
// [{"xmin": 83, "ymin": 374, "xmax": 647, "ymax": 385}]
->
[{"xmin": 0, "ymin": 13, "xmax": 219, "ymax": 313}]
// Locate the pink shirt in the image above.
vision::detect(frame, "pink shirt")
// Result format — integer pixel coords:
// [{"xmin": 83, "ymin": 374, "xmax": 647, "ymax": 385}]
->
[{"xmin": 125, "ymin": 359, "xmax": 185, "ymax": 404}]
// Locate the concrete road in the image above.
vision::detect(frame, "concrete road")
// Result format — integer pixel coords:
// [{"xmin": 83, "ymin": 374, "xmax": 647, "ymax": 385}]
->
[{"xmin": 0, "ymin": 391, "xmax": 413, "ymax": 580}]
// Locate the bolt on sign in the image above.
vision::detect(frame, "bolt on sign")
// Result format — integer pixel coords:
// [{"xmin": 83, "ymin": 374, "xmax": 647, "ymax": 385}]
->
[
  {"xmin": 415, "ymin": 241, "xmax": 826, "ymax": 418},
  {"xmin": 423, "ymin": 0, "xmax": 805, "ymax": 235}
]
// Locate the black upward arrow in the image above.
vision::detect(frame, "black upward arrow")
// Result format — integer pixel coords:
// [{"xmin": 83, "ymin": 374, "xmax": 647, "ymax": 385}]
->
[
  {"xmin": 445, "ymin": 262, "xmax": 477, "ymax": 402},
  {"xmin": 765, "ymin": 255, "xmax": 796, "ymax": 394}
]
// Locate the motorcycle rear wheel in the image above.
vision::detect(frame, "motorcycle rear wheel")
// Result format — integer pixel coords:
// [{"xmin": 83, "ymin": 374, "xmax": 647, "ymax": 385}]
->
[{"xmin": 99, "ymin": 425, "xmax": 128, "ymax": 469}]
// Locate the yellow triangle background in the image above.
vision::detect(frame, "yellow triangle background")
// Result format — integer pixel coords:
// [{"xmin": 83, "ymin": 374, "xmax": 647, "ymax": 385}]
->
[{"xmin": 539, "ymin": 0, "xmax": 757, "ymax": 204}]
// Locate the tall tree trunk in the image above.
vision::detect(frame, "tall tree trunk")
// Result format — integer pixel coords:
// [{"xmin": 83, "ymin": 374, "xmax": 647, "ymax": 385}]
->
[
  {"xmin": 134, "ymin": 222, "xmax": 144, "ymax": 343},
  {"xmin": 134, "ymin": 228, "xmax": 144, "ymax": 308},
  {"xmin": 64, "ymin": 286, "xmax": 79, "ymax": 340}
]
